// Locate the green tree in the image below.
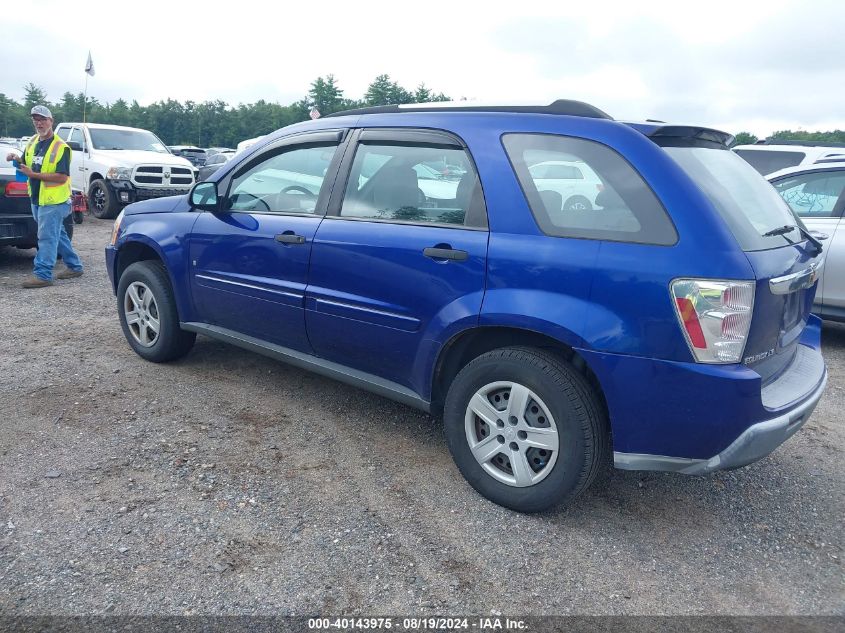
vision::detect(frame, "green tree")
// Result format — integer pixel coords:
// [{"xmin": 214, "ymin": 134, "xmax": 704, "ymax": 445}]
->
[
  {"xmin": 365, "ymin": 74, "xmax": 411, "ymax": 106},
  {"xmin": 732, "ymin": 132, "xmax": 758, "ymax": 146},
  {"xmin": 308, "ymin": 75, "xmax": 344, "ymax": 116},
  {"xmin": 0, "ymin": 93, "xmax": 14, "ymax": 136},
  {"xmin": 23, "ymin": 83, "xmax": 47, "ymax": 109}
]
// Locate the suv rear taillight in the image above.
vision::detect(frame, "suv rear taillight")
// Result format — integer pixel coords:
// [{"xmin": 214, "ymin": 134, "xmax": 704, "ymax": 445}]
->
[
  {"xmin": 4, "ymin": 181, "xmax": 28, "ymax": 197},
  {"xmin": 671, "ymin": 279, "xmax": 755, "ymax": 364}
]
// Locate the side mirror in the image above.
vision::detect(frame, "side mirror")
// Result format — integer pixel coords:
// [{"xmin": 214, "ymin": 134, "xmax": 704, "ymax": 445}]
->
[
  {"xmin": 190, "ymin": 181, "xmax": 219, "ymax": 211},
  {"xmin": 67, "ymin": 141, "xmax": 83, "ymax": 152}
]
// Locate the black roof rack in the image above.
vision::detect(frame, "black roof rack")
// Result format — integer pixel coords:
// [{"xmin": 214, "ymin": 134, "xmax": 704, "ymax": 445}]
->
[
  {"xmin": 323, "ymin": 99, "xmax": 612, "ymax": 120},
  {"xmin": 762, "ymin": 138, "xmax": 845, "ymax": 148}
]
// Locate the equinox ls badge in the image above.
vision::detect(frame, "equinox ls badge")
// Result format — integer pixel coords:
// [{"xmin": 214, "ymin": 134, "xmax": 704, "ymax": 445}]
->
[{"xmin": 745, "ymin": 348, "xmax": 775, "ymax": 364}]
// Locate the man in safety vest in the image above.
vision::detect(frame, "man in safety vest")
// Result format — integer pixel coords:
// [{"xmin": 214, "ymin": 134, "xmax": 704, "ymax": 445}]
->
[{"xmin": 5, "ymin": 105, "xmax": 84, "ymax": 288}]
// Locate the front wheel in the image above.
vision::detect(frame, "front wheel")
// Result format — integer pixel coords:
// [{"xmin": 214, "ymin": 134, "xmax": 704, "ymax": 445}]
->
[
  {"xmin": 117, "ymin": 261, "xmax": 196, "ymax": 362},
  {"xmin": 444, "ymin": 347, "xmax": 608, "ymax": 513},
  {"xmin": 88, "ymin": 179, "xmax": 120, "ymax": 219}
]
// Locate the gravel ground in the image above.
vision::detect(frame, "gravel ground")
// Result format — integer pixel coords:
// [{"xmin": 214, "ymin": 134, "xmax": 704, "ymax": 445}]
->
[{"xmin": 0, "ymin": 216, "xmax": 842, "ymax": 616}]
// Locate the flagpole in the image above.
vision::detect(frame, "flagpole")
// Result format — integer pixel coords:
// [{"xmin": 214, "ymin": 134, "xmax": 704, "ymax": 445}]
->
[{"xmin": 83, "ymin": 71, "xmax": 88, "ymax": 124}]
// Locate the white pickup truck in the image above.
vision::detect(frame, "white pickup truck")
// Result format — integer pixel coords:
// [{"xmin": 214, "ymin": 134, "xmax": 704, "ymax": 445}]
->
[{"xmin": 54, "ymin": 122, "xmax": 197, "ymax": 219}]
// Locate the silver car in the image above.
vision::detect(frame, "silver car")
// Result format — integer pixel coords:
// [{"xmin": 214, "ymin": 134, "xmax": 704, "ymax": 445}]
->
[{"xmin": 768, "ymin": 162, "xmax": 845, "ymax": 322}]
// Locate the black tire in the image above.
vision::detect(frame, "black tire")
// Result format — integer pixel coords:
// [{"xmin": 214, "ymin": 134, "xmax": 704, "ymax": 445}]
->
[
  {"xmin": 563, "ymin": 195, "xmax": 592, "ymax": 212},
  {"xmin": 72, "ymin": 210, "xmax": 84, "ymax": 224},
  {"xmin": 88, "ymin": 179, "xmax": 120, "ymax": 219},
  {"xmin": 443, "ymin": 347, "xmax": 608, "ymax": 513},
  {"xmin": 117, "ymin": 261, "xmax": 196, "ymax": 362}
]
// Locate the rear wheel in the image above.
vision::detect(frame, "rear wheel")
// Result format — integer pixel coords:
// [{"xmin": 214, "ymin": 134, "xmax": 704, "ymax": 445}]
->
[
  {"xmin": 444, "ymin": 347, "xmax": 607, "ymax": 513},
  {"xmin": 88, "ymin": 179, "xmax": 120, "ymax": 219},
  {"xmin": 117, "ymin": 261, "xmax": 196, "ymax": 362}
]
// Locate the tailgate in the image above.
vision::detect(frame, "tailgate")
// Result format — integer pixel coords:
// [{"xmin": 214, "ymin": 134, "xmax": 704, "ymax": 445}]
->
[{"xmin": 742, "ymin": 244, "xmax": 822, "ymax": 384}]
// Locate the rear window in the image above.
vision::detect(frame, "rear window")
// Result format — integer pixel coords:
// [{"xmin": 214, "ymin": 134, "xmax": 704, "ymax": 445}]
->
[
  {"xmin": 734, "ymin": 149, "xmax": 804, "ymax": 175},
  {"xmin": 503, "ymin": 133, "xmax": 677, "ymax": 245},
  {"xmin": 666, "ymin": 147, "xmax": 802, "ymax": 251}
]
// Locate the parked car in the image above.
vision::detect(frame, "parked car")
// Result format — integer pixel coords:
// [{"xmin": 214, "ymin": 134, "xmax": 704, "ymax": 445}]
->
[
  {"xmin": 205, "ymin": 147, "xmax": 235, "ymax": 158},
  {"xmin": 105, "ymin": 100, "xmax": 827, "ymax": 513},
  {"xmin": 54, "ymin": 123, "xmax": 196, "ymax": 219},
  {"xmin": 528, "ymin": 159, "xmax": 605, "ymax": 211},
  {"xmin": 0, "ymin": 145, "xmax": 73, "ymax": 249},
  {"xmin": 733, "ymin": 141, "xmax": 845, "ymax": 176},
  {"xmin": 197, "ymin": 150, "xmax": 235, "ymax": 181},
  {"xmin": 768, "ymin": 161, "xmax": 845, "ymax": 322},
  {"xmin": 168, "ymin": 146, "xmax": 207, "ymax": 167}
]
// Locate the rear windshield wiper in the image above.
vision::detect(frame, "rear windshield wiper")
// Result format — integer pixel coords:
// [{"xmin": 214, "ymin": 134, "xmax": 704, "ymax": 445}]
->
[
  {"xmin": 762, "ymin": 225, "xmax": 796, "ymax": 237},
  {"xmin": 762, "ymin": 224, "xmax": 823, "ymax": 254}
]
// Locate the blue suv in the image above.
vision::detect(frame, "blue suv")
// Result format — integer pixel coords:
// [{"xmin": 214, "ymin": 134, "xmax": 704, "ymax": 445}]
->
[{"xmin": 105, "ymin": 101, "xmax": 827, "ymax": 512}]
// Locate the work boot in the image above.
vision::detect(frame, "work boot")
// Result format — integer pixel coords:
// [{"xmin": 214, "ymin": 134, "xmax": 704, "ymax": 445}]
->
[
  {"xmin": 22, "ymin": 276, "xmax": 53, "ymax": 289},
  {"xmin": 56, "ymin": 267, "xmax": 84, "ymax": 280}
]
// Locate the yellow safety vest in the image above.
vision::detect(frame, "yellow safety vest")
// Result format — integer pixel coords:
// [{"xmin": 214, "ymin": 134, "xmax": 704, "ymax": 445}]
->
[{"xmin": 23, "ymin": 134, "xmax": 72, "ymax": 205}]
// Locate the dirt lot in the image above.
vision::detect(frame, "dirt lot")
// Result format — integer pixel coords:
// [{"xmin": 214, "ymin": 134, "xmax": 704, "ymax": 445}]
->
[{"xmin": 0, "ymin": 216, "xmax": 842, "ymax": 616}]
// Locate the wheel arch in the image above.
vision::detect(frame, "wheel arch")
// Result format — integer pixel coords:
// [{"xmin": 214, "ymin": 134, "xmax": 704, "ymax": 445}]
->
[
  {"xmin": 431, "ymin": 326, "xmax": 609, "ymax": 431},
  {"xmin": 115, "ymin": 240, "xmax": 164, "ymax": 285}
]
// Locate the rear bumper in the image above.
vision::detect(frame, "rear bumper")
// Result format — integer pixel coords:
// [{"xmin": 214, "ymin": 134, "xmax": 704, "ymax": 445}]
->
[
  {"xmin": 614, "ymin": 367, "xmax": 826, "ymax": 474},
  {"xmin": 0, "ymin": 214, "xmax": 35, "ymax": 244},
  {"xmin": 581, "ymin": 315, "xmax": 827, "ymax": 473}
]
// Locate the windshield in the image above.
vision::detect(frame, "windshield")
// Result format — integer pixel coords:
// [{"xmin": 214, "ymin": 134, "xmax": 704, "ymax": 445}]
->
[
  {"xmin": 666, "ymin": 147, "xmax": 803, "ymax": 251},
  {"xmin": 89, "ymin": 128, "xmax": 169, "ymax": 153},
  {"xmin": 733, "ymin": 149, "xmax": 804, "ymax": 176}
]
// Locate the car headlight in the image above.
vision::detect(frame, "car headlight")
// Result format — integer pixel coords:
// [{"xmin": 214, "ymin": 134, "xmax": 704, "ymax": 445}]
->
[
  {"xmin": 107, "ymin": 167, "xmax": 132, "ymax": 180},
  {"xmin": 109, "ymin": 210, "xmax": 125, "ymax": 246}
]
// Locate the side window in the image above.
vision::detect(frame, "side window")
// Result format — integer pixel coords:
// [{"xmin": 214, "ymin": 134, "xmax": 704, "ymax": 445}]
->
[
  {"xmin": 339, "ymin": 142, "xmax": 486, "ymax": 228},
  {"xmin": 503, "ymin": 133, "xmax": 677, "ymax": 245},
  {"xmin": 773, "ymin": 171, "xmax": 845, "ymax": 218},
  {"xmin": 56, "ymin": 127, "xmax": 70, "ymax": 141},
  {"xmin": 69, "ymin": 127, "xmax": 86, "ymax": 151},
  {"xmin": 227, "ymin": 143, "xmax": 337, "ymax": 214}
]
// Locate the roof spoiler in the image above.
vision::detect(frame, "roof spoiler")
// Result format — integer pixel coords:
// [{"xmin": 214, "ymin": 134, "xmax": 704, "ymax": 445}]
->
[{"xmin": 646, "ymin": 126, "xmax": 734, "ymax": 149}]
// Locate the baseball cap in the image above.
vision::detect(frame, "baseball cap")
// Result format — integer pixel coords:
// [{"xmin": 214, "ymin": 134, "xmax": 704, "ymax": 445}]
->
[{"xmin": 30, "ymin": 105, "xmax": 53, "ymax": 119}]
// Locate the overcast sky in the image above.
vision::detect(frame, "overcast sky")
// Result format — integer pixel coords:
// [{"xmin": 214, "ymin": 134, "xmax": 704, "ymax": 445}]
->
[{"xmin": 4, "ymin": 0, "xmax": 844, "ymax": 137}]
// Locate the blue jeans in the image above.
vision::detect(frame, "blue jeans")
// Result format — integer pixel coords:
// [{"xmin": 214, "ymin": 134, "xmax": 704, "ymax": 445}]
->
[{"xmin": 32, "ymin": 201, "xmax": 83, "ymax": 281}]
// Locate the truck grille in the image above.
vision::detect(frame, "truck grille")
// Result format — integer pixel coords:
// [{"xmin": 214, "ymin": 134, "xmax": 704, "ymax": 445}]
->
[{"xmin": 132, "ymin": 165, "xmax": 194, "ymax": 188}]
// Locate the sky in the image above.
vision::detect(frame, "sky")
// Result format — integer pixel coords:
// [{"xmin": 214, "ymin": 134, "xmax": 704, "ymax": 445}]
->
[{"xmin": 3, "ymin": 0, "xmax": 844, "ymax": 138}]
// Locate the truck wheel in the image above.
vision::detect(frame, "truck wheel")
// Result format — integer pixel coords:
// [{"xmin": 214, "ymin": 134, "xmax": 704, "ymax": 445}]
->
[
  {"xmin": 117, "ymin": 261, "xmax": 196, "ymax": 362},
  {"xmin": 88, "ymin": 179, "xmax": 120, "ymax": 219},
  {"xmin": 443, "ymin": 347, "xmax": 608, "ymax": 513}
]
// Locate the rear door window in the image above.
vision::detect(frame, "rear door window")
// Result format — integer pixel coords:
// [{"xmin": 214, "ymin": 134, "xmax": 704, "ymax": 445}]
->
[
  {"xmin": 340, "ymin": 142, "xmax": 486, "ymax": 228},
  {"xmin": 503, "ymin": 133, "xmax": 677, "ymax": 245}
]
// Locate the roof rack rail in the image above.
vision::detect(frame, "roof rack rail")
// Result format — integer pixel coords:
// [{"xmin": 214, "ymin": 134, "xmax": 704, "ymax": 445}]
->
[
  {"xmin": 762, "ymin": 138, "xmax": 845, "ymax": 147},
  {"xmin": 324, "ymin": 99, "xmax": 612, "ymax": 120}
]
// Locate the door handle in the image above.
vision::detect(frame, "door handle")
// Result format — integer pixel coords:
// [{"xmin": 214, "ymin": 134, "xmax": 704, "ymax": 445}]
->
[
  {"xmin": 423, "ymin": 247, "xmax": 468, "ymax": 261},
  {"xmin": 275, "ymin": 233, "xmax": 306, "ymax": 244}
]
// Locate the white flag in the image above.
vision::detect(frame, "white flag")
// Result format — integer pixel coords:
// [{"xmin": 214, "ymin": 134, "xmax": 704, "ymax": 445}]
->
[{"xmin": 85, "ymin": 51, "xmax": 95, "ymax": 77}]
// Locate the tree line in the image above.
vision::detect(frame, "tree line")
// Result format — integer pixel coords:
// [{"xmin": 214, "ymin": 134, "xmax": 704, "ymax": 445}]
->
[
  {"xmin": 2, "ymin": 76, "xmax": 843, "ymax": 148},
  {"xmin": 0, "ymin": 74, "xmax": 449, "ymax": 148}
]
